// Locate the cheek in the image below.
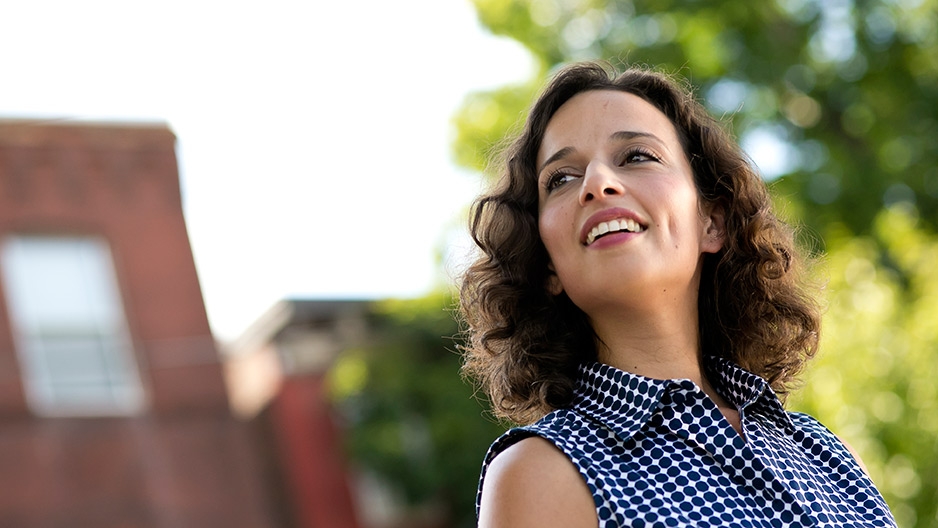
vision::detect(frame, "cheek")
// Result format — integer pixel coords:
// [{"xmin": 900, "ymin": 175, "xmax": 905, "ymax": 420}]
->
[
  {"xmin": 538, "ymin": 202, "xmax": 575, "ymax": 258},
  {"xmin": 658, "ymin": 182, "xmax": 703, "ymax": 240}
]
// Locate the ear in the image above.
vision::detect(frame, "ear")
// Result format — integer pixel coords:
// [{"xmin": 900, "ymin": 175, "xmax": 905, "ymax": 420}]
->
[
  {"xmin": 700, "ymin": 203, "xmax": 726, "ymax": 254},
  {"xmin": 546, "ymin": 261, "xmax": 564, "ymax": 296}
]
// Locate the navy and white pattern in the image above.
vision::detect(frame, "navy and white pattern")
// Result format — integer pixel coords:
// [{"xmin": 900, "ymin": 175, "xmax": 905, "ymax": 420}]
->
[{"xmin": 478, "ymin": 358, "xmax": 896, "ymax": 527}]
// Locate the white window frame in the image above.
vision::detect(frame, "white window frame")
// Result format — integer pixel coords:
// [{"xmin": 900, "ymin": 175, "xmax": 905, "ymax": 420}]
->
[{"xmin": 1, "ymin": 235, "xmax": 146, "ymax": 416}]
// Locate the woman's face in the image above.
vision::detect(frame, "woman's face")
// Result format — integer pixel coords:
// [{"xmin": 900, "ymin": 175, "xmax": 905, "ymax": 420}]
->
[{"xmin": 536, "ymin": 89, "xmax": 723, "ymax": 317}]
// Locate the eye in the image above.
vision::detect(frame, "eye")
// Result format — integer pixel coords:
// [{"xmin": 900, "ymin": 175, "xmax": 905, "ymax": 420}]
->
[
  {"xmin": 621, "ymin": 147, "xmax": 660, "ymax": 165},
  {"xmin": 544, "ymin": 170, "xmax": 579, "ymax": 192}
]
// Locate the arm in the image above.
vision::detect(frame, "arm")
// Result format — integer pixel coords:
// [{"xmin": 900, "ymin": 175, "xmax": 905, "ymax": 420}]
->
[{"xmin": 478, "ymin": 436, "xmax": 597, "ymax": 528}]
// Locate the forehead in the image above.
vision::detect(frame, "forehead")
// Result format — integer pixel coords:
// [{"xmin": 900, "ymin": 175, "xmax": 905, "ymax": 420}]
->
[{"xmin": 537, "ymin": 89, "xmax": 681, "ymax": 163}]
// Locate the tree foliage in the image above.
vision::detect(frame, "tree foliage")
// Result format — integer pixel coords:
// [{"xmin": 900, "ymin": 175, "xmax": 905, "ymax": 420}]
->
[
  {"xmin": 791, "ymin": 207, "xmax": 938, "ymax": 526},
  {"xmin": 328, "ymin": 294, "xmax": 504, "ymax": 528},
  {"xmin": 455, "ymin": 0, "xmax": 938, "ymax": 238}
]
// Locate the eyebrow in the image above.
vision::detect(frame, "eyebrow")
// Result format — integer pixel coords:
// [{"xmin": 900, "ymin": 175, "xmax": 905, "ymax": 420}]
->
[
  {"xmin": 610, "ymin": 130, "xmax": 657, "ymax": 143},
  {"xmin": 537, "ymin": 130, "xmax": 661, "ymax": 174},
  {"xmin": 537, "ymin": 146, "xmax": 575, "ymax": 174}
]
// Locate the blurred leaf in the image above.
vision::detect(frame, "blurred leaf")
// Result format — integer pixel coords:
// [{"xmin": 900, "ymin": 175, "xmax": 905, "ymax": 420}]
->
[
  {"xmin": 456, "ymin": 0, "xmax": 938, "ymax": 237},
  {"xmin": 327, "ymin": 292, "xmax": 505, "ymax": 527},
  {"xmin": 790, "ymin": 207, "xmax": 938, "ymax": 526}
]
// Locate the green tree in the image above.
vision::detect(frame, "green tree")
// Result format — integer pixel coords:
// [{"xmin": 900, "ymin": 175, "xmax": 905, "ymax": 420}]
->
[
  {"xmin": 790, "ymin": 206, "xmax": 938, "ymax": 527},
  {"xmin": 456, "ymin": 0, "xmax": 938, "ymax": 238},
  {"xmin": 328, "ymin": 293, "xmax": 505, "ymax": 528}
]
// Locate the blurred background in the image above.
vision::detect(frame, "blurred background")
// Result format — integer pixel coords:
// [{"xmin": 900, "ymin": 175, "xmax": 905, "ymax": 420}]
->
[{"xmin": 0, "ymin": 0, "xmax": 935, "ymax": 527}]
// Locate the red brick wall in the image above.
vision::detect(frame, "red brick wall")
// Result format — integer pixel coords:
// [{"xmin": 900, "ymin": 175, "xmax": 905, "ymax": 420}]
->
[
  {"xmin": 0, "ymin": 416, "xmax": 278, "ymax": 527},
  {"xmin": 0, "ymin": 121, "xmax": 279, "ymax": 526},
  {"xmin": 0, "ymin": 120, "xmax": 227, "ymax": 415},
  {"xmin": 271, "ymin": 375, "xmax": 361, "ymax": 528}
]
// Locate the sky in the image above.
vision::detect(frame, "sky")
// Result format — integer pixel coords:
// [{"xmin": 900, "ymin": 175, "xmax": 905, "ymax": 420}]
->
[{"xmin": 0, "ymin": 0, "xmax": 535, "ymax": 341}]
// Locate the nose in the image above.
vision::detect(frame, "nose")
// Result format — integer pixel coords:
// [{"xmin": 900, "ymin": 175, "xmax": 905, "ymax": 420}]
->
[{"xmin": 578, "ymin": 162, "xmax": 624, "ymax": 205}]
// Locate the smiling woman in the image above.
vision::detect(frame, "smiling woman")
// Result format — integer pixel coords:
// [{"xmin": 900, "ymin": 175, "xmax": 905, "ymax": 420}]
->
[
  {"xmin": 536, "ymin": 90, "xmax": 723, "ymax": 330},
  {"xmin": 458, "ymin": 62, "xmax": 896, "ymax": 527}
]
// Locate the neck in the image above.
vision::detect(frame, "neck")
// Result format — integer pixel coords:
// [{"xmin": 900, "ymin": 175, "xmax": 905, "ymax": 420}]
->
[
  {"xmin": 587, "ymin": 301, "xmax": 728, "ymax": 409},
  {"xmin": 593, "ymin": 310, "xmax": 739, "ymax": 412},
  {"xmin": 590, "ymin": 306, "xmax": 703, "ymax": 383}
]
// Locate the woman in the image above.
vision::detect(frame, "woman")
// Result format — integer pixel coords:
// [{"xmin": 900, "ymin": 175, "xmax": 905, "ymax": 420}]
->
[{"xmin": 459, "ymin": 62, "xmax": 896, "ymax": 527}]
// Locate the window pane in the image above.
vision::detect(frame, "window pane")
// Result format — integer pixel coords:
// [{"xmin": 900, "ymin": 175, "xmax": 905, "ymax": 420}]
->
[{"xmin": 1, "ymin": 236, "xmax": 145, "ymax": 416}]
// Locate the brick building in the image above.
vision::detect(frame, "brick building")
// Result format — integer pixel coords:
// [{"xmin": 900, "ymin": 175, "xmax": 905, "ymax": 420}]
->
[
  {"xmin": 0, "ymin": 120, "xmax": 359, "ymax": 527},
  {"xmin": 226, "ymin": 299, "xmax": 369, "ymax": 528}
]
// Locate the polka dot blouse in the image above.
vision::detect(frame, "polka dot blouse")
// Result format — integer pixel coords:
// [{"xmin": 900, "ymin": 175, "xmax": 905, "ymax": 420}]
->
[{"xmin": 478, "ymin": 358, "xmax": 896, "ymax": 527}]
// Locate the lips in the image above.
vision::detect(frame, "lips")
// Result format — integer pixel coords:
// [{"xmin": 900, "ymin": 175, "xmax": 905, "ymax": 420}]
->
[{"xmin": 581, "ymin": 208, "xmax": 647, "ymax": 246}]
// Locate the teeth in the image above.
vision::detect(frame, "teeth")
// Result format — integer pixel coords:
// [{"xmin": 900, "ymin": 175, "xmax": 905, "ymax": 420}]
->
[{"xmin": 586, "ymin": 218, "xmax": 644, "ymax": 245}]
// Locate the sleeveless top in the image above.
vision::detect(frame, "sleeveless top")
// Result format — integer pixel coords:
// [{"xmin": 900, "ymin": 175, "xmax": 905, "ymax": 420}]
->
[{"xmin": 477, "ymin": 358, "xmax": 896, "ymax": 527}]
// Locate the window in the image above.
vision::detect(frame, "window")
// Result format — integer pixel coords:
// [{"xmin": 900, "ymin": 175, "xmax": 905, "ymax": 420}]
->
[{"xmin": 1, "ymin": 235, "xmax": 145, "ymax": 416}]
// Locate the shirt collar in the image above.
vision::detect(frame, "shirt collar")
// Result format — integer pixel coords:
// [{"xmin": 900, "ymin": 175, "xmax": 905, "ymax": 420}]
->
[
  {"xmin": 705, "ymin": 356, "xmax": 794, "ymax": 430},
  {"xmin": 571, "ymin": 362, "xmax": 676, "ymax": 441},
  {"xmin": 571, "ymin": 357, "xmax": 794, "ymax": 440}
]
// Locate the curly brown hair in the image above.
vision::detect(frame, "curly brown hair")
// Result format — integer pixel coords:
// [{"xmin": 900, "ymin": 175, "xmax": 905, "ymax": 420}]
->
[{"xmin": 459, "ymin": 62, "xmax": 820, "ymax": 425}]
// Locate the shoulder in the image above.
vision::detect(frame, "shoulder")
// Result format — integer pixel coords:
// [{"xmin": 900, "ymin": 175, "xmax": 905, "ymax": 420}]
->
[
  {"xmin": 485, "ymin": 409, "xmax": 594, "ymax": 463},
  {"xmin": 478, "ymin": 435, "xmax": 597, "ymax": 528},
  {"xmin": 788, "ymin": 411, "xmax": 871, "ymax": 475}
]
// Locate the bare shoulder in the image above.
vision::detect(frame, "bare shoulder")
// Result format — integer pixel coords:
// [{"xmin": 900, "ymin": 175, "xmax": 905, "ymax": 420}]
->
[{"xmin": 478, "ymin": 436, "xmax": 597, "ymax": 528}]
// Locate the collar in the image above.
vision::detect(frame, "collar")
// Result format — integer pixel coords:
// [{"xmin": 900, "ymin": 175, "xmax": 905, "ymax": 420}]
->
[
  {"xmin": 705, "ymin": 356, "xmax": 794, "ymax": 431},
  {"xmin": 571, "ymin": 357, "xmax": 794, "ymax": 440}
]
